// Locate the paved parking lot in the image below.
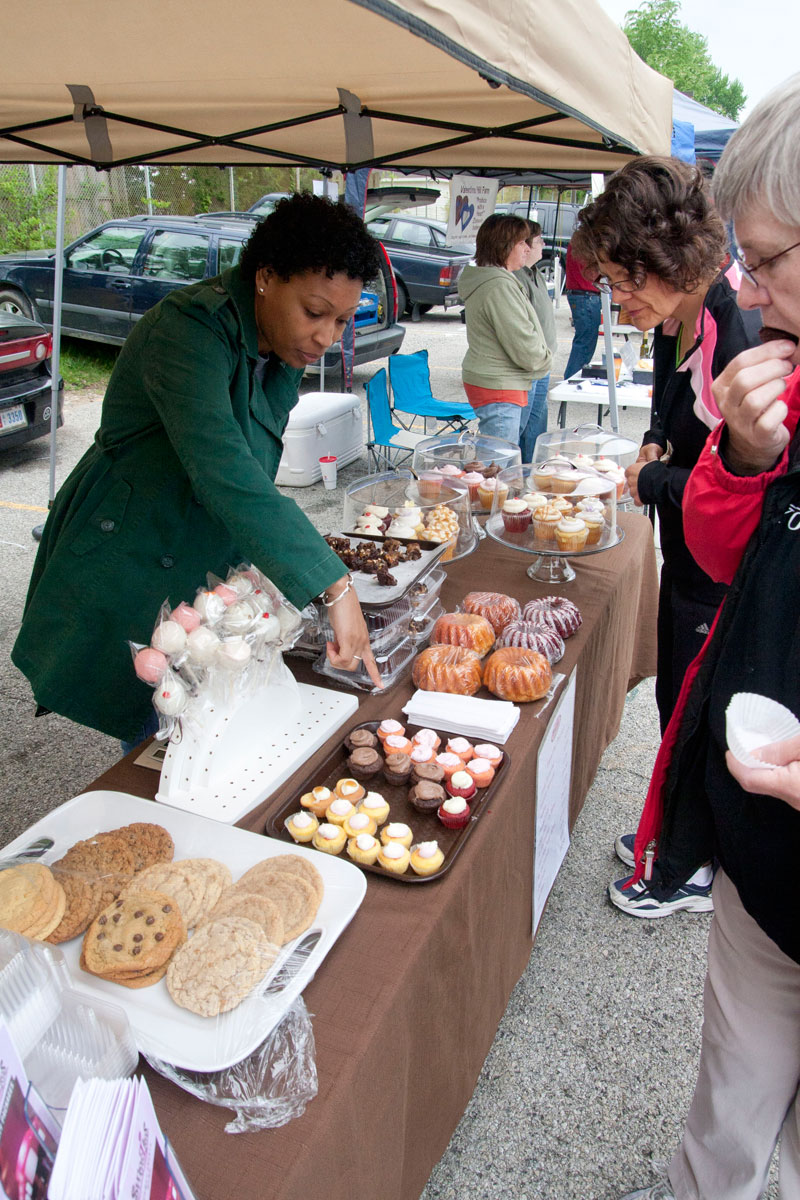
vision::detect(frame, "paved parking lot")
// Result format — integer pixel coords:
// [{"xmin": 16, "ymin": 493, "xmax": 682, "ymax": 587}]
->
[{"xmin": 0, "ymin": 305, "xmax": 778, "ymax": 1199}]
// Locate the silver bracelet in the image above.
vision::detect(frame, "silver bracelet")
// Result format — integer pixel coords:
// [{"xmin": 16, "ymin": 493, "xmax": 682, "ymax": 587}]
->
[{"xmin": 322, "ymin": 574, "xmax": 353, "ymax": 608}]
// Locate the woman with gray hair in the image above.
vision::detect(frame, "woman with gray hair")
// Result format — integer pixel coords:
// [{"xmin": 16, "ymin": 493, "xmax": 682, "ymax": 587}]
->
[{"xmin": 619, "ymin": 73, "xmax": 800, "ymax": 1200}]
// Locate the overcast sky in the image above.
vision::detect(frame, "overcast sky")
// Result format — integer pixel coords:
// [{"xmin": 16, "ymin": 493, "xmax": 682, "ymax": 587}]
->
[{"xmin": 595, "ymin": 0, "xmax": 799, "ymax": 117}]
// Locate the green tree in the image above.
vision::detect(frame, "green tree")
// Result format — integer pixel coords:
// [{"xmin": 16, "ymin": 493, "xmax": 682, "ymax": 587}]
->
[{"xmin": 624, "ymin": 0, "xmax": 746, "ymax": 120}]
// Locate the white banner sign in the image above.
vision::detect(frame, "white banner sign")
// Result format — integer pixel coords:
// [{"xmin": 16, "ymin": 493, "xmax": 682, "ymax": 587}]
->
[{"xmin": 446, "ymin": 175, "xmax": 499, "ymax": 247}]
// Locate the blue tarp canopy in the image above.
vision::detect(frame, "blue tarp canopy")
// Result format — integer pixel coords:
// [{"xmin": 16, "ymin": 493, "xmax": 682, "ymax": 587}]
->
[{"xmin": 672, "ymin": 89, "xmax": 738, "ymax": 161}]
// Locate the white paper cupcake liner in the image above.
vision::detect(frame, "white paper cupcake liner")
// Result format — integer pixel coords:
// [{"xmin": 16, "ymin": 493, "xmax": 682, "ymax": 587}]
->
[{"xmin": 725, "ymin": 692, "xmax": 800, "ymax": 769}]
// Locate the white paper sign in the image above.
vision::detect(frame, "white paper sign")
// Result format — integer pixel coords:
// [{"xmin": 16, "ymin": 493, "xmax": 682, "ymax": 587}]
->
[
  {"xmin": 533, "ymin": 670, "xmax": 576, "ymax": 935},
  {"xmin": 446, "ymin": 175, "xmax": 498, "ymax": 247}
]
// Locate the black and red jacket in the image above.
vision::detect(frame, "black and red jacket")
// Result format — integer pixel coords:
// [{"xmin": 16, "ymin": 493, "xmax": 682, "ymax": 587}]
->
[{"xmin": 631, "ymin": 368, "xmax": 800, "ymax": 965}]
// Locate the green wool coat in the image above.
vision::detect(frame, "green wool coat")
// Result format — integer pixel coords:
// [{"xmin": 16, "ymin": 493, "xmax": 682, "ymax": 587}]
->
[{"xmin": 12, "ymin": 266, "xmax": 347, "ymax": 740}]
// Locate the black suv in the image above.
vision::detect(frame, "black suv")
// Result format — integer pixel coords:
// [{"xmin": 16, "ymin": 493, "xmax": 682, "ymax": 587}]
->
[{"xmin": 0, "ymin": 214, "xmax": 404, "ymax": 384}]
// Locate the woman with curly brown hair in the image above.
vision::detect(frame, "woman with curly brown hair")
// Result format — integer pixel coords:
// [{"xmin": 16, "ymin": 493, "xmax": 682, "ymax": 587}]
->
[{"xmin": 571, "ymin": 156, "xmax": 762, "ymax": 917}]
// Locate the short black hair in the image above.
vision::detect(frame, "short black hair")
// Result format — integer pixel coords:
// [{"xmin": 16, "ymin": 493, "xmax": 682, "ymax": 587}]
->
[{"xmin": 239, "ymin": 193, "xmax": 381, "ymax": 284}]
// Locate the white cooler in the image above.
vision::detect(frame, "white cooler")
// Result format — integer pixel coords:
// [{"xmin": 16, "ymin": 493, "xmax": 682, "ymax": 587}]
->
[{"xmin": 275, "ymin": 391, "xmax": 364, "ymax": 487}]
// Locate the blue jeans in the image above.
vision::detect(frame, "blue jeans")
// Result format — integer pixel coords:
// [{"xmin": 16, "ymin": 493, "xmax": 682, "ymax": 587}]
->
[
  {"xmin": 472, "ymin": 402, "xmax": 523, "ymax": 444},
  {"xmin": 518, "ymin": 372, "xmax": 550, "ymax": 462},
  {"xmin": 563, "ymin": 291, "xmax": 601, "ymax": 381}
]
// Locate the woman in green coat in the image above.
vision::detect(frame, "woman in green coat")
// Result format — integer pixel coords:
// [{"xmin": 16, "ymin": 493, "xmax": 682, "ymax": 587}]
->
[{"xmin": 12, "ymin": 195, "xmax": 381, "ymax": 743}]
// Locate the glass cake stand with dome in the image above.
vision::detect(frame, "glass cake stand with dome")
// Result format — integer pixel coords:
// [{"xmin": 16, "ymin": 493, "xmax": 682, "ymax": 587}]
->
[
  {"xmin": 532, "ymin": 423, "xmax": 640, "ymax": 509},
  {"xmin": 342, "ymin": 468, "xmax": 477, "ymax": 562},
  {"xmin": 484, "ymin": 463, "xmax": 624, "ymax": 584}
]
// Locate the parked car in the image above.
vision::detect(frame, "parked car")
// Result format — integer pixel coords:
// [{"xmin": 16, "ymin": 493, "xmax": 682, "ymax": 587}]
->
[
  {"xmin": 0, "ymin": 214, "xmax": 404, "ymax": 385},
  {"xmin": 364, "ymin": 213, "xmax": 472, "ymax": 317},
  {"xmin": 0, "ymin": 311, "xmax": 63, "ymax": 450}
]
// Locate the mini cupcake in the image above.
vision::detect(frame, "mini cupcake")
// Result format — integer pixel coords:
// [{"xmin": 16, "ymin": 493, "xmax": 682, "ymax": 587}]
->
[
  {"xmin": 532, "ymin": 464, "xmax": 556, "ymax": 491},
  {"xmin": 342, "ymin": 810, "xmax": 378, "ymax": 839},
  {"xmin": 446, "ymin": 769, "xmax": 478, "ymax": 801},
  {"xmin": 377, "ymin": 719, "xmax": 405, "ymax": 744},
  {"xmin": 551, "ymin": 496, "xmax": 574, "ymax": 515},
  {"xmin": 555, "ymin": 516, "xmax": 589, "ymax": 552},
  {"xmin": 409, "ymin": 743, "xmax": 436, "ymax": 765},
  {"xmin": 502, "ymin": 498, "xmax": 533, "ymax": 533},
  {"xmin": 434, "ymin": 752, "xmax": 464, "ymax": 780},
  {"xmin": 344, "ymin": 727, "xmax": 379, "ymax": 753},
  {"xmin": 446, "ymin": 736, "xmax": 474, "ymax": 762},
  {"xmin": 474, "ymin": 743, "xmax": 503, "ymax": 768},
  {"xmin": 533, "ymin": 504, "xmax": 562, "ymax": 543},
  {"xmin": 300, "ymin": 785, "xmax": 333, "ymax": 818},
  {"xmin": 347, "ymin": 746, "xmax": 384, "ymax": 780},
  {"xmin": 380, "ymin": 822, "xmax": 414, "ymax": 849},
  {"xmin": 437, "ymin": 796, "xmax": 471, "ymax": 830},
  {"xmin": 463, "ymin": 459, "xmax": 487, "ymax": 473},
  {"xmin": 312, "ymin": 822, "xmax": 346, "ymax": 855},
  {"xmin": 383, "ymin": 753, "xmax": 413, "ymax": 786},
  {"xmin": 412, "ymin": 728, "xmax": 441, "ymax": 751},
  {"xmin": 410, "ymin": 841, "xmax": 445, "ymax": 876},
  {"xmin": 461, "ymin": 471, "xmax": 486, "ymax": 503},
  {"xmin": 410, "ymin": 761, "xmax": 446, "ymax": 787},
  {"xmin": 582, "ymin": 511, "xmax": 605, "ymax": 545},
  {"xmin": 359, "ymin": 791, "xmax": 391, "ymax": 824},
  {"xmin": 377, "ymin": 841, "xmax": 410, "ymax": 874},
  {"xmin": 438, "ymin": 463, "xmax": 464, "ymax": 480},
  {"xmin": 325, "ymin": 797, "xmax": 356, "ymax": 826},
  {"xmin": 284, "ymin": 811, "xmax": 318, "ymax": 844},
  {"xmin": 334, "ymin": 777, "xmax": 366, "ymax": 802},
  {"xmin": 476, "ymin": 477, "xmax": 509, "ymax": 511},
  {"xmin": 384, "ymin": 733, "xmax": 414, "ymax": 756},
  {"xmin": 408, "ymin": 780, "xmax": 447, "ymax": 814},
  {"xmin": 466, "ymin": 757, "xmax": 495, "ymax": 788},
  {"xmin": 347, "ymin": 833, "xmax": 381, "ymax": 866},
  {"xmin": 521, "ymin": 492, "xmax": 548, "ymax": 512}
]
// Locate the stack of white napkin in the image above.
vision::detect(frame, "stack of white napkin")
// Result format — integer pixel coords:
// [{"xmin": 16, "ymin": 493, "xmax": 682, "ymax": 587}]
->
[{"xmin": 402, "ymin": 689, "xmax": 520, "ymax": 744}]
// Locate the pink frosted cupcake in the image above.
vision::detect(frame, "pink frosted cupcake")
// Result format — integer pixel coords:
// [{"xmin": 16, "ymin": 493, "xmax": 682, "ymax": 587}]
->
[
  {"xmin": 418, "ymin": 471, "xmax": 443, "ymax": 500},
  {"xmin": 446, "ymin": 736, "xmax": 474, "ymax": 762},
  {"xmin": 461, "ymin": 471, "xmax": 486, "ymax": 503},
  {"xmin": 412, "ymin": 728, "xmax": 441, "ymax": 751},
  {"xmin": 502, "ymin": 498, "xmax": 533, "ymax": 533},
  {"xmin": 474, "ymin": 743, "xmax": 503, "ymax": 768},
  {"xmin": 435, "ymin": 751, "xmax": 464, "ymax": 780},
  {"xmin": 476, "ymin": 476, "xmax": 509, "ymax": 511},
  {"xmin": 438, "ymin": 463, "xmax": 465, "ymax": 480},
  {"xmin": 410, "ymin": 743, "xmax": 436, "ymax": 765}
]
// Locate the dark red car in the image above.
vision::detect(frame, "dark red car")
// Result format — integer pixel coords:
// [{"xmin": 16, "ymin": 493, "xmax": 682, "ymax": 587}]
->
[{"xmin": 0, "ymin": 312, "xmax": 62, "ymax": 450}]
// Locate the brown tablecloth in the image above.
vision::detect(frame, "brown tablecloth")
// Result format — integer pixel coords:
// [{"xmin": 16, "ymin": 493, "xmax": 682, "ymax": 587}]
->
[{"xmin": 91, "ymin": 511, "xmax": 658, "ymax": 1200}]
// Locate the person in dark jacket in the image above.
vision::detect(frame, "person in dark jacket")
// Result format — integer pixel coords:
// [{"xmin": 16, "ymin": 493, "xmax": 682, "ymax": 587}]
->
[
  {"xmin": 12, "ymin": 195, "xmax": 383, "ymax": 744},
  {"xmin": 617, "ymin": 72, "xmax": 800, "ymax": 1200},
  {"xmin": 571, "ymin": 157, "xmax": 761, "ymax": 917}
]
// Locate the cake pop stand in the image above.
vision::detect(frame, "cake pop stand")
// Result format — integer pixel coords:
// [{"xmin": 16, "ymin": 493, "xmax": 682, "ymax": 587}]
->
[
  {"xmin": 155, "ymin": 678, "xmax": 358, "ymax": 824},
  {"xmin": 484, "ymin": 514, "xmax": 625, "ymax": 584}
]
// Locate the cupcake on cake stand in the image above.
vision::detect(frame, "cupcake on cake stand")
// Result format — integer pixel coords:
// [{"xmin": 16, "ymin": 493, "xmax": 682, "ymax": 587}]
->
[{"xmin": 484, "ymin": 464, "xmax": 624, "ymax": 583}]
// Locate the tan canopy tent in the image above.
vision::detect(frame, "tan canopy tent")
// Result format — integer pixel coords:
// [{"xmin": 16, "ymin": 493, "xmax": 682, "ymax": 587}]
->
[{"xmin": 2, "ymin": 0, "xmax": 671, "ymax": 171}]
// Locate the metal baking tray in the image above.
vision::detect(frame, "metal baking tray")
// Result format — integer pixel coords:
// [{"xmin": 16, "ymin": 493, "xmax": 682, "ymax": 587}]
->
[{"xmin": 265, "ymin": 721, "xmax": 509, "ymax": 883}]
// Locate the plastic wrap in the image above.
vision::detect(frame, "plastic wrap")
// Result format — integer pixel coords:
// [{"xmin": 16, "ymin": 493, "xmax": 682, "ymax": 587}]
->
[
  {"xmin": 144, "ymin": 997, "xmax": 317, "ymax": 1133},
  {"xmin": 430, "ymin": 611, "xmax": 496, "ymax": 657},
  {"xmin": 521, "ymin": 596, "xmax": 583, "ymax": 639},
  {"xmin": 483, "ymin": 646, "xmax": 553, "ymax": 703},
  {"xmin": 461, "ymin": 590, "xmax": 522, "ymax": 636},
  {"xmin": 411, "ymin": 645, "xmax": 484, "ymax": 696}
]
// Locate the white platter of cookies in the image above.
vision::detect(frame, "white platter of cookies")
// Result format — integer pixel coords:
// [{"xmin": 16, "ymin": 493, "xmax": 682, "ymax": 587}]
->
[{"xmin": 0, "ymin": 791, "xmax": 366, "ymax": 1072}]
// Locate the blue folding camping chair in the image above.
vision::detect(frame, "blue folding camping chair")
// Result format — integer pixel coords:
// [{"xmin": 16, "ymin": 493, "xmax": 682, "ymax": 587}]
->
[
  {"xmin": 388, "ymin": 350, "xmax": 475, "ymax": 433},
  {"xmin": 365, "ymin": 368, "xmax": 427, "ymax": 471}
]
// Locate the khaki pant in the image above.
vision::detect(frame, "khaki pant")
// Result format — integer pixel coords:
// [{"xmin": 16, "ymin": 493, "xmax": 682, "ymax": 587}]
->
[{"xmin": 669, "ymin": 869, "xmax": 800, "ymax": 1200}]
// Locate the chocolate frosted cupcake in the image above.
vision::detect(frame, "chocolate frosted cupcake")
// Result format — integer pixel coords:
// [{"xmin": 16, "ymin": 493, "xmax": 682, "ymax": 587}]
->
[
  {"xmin": 408, "ymin": 780, "xmax": 447, "ymax": 814},
  {"xmin": 383, "ymin": 752, "xmax": 413, "ymax": 786},
  {"xmin": 347, "ymin": 746, "xmax": 384, "ymax": 780},
  {"xmin": 344, "ymin": 727, "xmax": 379, "ymax": 753},
  {"xmin": 462, "ymin": 459, "xmax": 486, "ymax": 473},
  {"xmin": 411, "ymin": 760, "xmax": 445, "ymax": 786}
]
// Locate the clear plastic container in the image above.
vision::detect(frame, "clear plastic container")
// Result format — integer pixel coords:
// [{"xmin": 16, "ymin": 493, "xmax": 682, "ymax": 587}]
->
[
  {"xmin": 312, "ymin": 633, "xmax": 416, "ymax": 693},
  {"xmin": 408, "ymin": 599, "xmax": 445, "ymax": 647},
  {"xmin": 410, "ymin": 431, "xmax": 522, "ymax": 481},
  {"xmin": 532, "ymin": 423, "xmax": 639, "ymax": 471},
  {"xmin": 0, "ymin": 930, "xmax": 138, "ymax": 1107},
  {"xmin": 342, "ymin": 470, "xmax": 477, "ymax": 562},
  {"xmin": 485, "ymin": 462, "xmax": 618, "ymax": 554}
]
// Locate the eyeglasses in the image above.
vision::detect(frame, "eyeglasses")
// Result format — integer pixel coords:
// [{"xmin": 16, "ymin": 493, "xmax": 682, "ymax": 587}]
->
[
  {"xmin": 594, "ymin": 272, "xmax": 646, "ymax": 295},
  {"xmin": 732, "ymin": 238, "xmax": 800, "ymax": 287}
]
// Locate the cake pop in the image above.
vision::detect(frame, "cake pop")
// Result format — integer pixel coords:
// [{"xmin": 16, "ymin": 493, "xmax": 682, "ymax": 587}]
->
[
  {"xmin": 186, "ymin": 625, "xmax": 221, "ymax": 666},
  {"xmin": 216, "ymin": 637, "xmax": 252, "ymax": 672},
  {"xmin": 151, "ymin": 619, "xmax": 187, "ymax": 655},
  {"xmin": 171, "ymin": 601, "xmax": 202, "ymax": 634},
  {"xmin": 213, "ymin": 583, "xmax": 238, "ymax": 606},
  {"xmin": 133, "ymin": 646, "xmax": 168, "ymax": 684},
  {"xmin": 192, "ymin": 590, "xmax": 226, "ymax": 624},
  {"xmin": 153, "ymin": 673, "xmax": 187, "ymax": 716}
]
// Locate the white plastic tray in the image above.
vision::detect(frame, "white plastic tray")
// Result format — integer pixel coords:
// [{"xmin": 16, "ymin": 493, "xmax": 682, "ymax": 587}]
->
[{"xmin": 0, "ymin": 791, "xmax": 366, "ymax": 1072}]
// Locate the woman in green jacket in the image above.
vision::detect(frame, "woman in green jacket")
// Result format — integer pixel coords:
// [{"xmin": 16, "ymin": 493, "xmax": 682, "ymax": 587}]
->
[
  {"xmin": 12, "ymin": 195, "xmax": 381, "ymax": 744},
  {"xmin": 458, "ymin": 213, "xmax": 552, "ymax": 443}
]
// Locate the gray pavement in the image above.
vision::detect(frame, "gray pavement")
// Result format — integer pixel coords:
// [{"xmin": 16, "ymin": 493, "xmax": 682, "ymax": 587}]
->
[{"xmin": 0, "ymin": 304, "xmax": 777, "ymax": 1198}]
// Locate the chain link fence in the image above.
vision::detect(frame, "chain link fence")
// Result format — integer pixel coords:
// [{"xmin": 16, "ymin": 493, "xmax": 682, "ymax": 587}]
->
[{"xmin": 0, "ymin": 164, "xmax": 328, "ymax": 253}]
